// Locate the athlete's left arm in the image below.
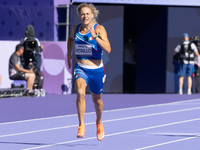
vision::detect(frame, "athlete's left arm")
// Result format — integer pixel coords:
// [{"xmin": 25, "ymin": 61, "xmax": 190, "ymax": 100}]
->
[{"xmin": 95, "ymin": 25, "xmax": 111, "ymax": 54}]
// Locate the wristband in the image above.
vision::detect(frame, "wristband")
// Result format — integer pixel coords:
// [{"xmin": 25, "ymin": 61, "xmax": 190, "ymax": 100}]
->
[{"xmin": 94, "ymin": 34, "xmax": 99, "ymax": 39}]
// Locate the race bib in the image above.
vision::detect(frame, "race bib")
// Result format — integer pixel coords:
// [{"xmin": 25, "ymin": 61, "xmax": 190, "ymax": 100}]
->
[{"xmin": 75, "ymin": 44, "xmax": 92, "ymax": 56}]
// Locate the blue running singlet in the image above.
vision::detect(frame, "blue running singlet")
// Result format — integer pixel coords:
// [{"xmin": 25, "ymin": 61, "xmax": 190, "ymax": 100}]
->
[{"xmin": 74, "ymin": 24, "xmax": 103, "ymax": 60}]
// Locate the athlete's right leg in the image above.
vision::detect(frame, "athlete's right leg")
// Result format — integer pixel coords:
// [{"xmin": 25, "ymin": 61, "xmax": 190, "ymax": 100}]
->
[{"xmin": 76, "ymin": 78, "xmax": 87, "ymax": 138}]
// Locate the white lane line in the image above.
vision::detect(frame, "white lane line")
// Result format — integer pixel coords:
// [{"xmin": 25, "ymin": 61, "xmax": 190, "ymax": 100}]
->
[
  {"xmin": 103, "ymin": 98, "xmax": 200, "ymax": 113},
  {"xmin": 1, "ymin": 98, "xmax": 200, "ymax": 126},
  {"xmin": 21, "ymin": 118, "xmax": 200, "ymax": 150},
  {"xmin": 134, "ymin": 135, "xmax": 200, "ymax": 150},
  {"xmin": 1, "ymin": 106, "xmax": 200, "ymax": 138},
  {"xmin": 0, "ymin": 114, "xmax": 79, "ymax": 126},
  {"xmin": 103, "ymin": 106, "xmax": 200, "ymax": 123},
  {"xmin": 149, "ymin": 132, "xmax": 200, "ymax": 136},
  {"xmin": 0, "ymin": 124, "xmax": 77, "ymax": 138}
]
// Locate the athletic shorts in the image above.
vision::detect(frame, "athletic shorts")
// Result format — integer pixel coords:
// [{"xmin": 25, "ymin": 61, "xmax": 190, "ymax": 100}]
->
[
  {"xmin": 178, "ymin": 63, "xmax": 194, "ymax": 77},
  {"xmin": 74, "ymin": 63, "xmax": 106, "ymax": 94},
  {"xmin": 9, "ymin": 72, "xmax": 25, "ymax": 80}
]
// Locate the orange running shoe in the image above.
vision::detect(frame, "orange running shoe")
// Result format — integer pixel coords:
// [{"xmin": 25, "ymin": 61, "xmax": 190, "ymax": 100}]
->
[
  {"xmin": 96, "ymin": 123, "xmax": 105, "ymax": 141},
  {"xmin": 77, "ymin": 124, "xmax": 85, "ymax": 138}
]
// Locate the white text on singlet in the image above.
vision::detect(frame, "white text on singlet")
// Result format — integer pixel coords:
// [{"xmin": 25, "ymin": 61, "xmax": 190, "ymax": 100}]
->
[{"xmin": 75, "ymin": 44, "xmax": 92, "ymax": 56}]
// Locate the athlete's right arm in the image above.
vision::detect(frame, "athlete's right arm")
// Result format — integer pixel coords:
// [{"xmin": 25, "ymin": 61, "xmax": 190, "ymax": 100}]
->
[{"xmin": 67, "ymin": 25, "xmax": 77, "ymax": 69}]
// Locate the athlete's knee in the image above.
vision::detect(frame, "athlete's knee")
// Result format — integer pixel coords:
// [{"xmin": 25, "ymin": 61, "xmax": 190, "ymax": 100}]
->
[
  {"xmin": 92, "ymin": 94, "xmax": 102, "ymax": 104},
  {"xmin": 77, "ymin": 88, "xmax": 85, "ymax": 99},
  {"xmin": 93, "ymin": 99, "xmax": 102, "ymax": 105}
]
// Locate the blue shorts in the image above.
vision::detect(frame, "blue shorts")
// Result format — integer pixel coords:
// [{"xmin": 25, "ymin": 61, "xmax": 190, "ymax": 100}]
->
[
  {"xmin": 178, "ymin": 63, "xmax": 194, "ymax": 77},
  {"xmin": 74, "ymin": 63, "xmax": 106, "ymax": 94}
]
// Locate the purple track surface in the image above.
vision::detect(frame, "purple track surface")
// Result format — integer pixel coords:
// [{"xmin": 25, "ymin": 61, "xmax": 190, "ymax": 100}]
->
[{"xmin": 0, "ymin": 94, "xmax": 200, "ymax": 150}]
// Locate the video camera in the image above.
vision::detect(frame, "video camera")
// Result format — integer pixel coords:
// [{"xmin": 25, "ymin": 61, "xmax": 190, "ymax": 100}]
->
[
  {"xmin": 21, "ymin": 24, "xmax": 40, "ymax": 70},
  {"xmin": 21, "ymin": 37, "xmax": 39, "ymax": 71},
  {"xmin": 25, "ymin": 38, "xmax": 38, "ymax": 51}
]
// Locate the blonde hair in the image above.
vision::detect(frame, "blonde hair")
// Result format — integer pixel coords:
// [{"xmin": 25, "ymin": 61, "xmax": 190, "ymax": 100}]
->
[{"xmin": 76, "ymin": 3, "xmax": 99, "ymax": 23}]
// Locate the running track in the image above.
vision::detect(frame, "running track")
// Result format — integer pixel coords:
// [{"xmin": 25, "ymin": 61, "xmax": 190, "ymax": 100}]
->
[{"xmin": 0, "ymin": 94, "xmax": 200, "ymax": 150}]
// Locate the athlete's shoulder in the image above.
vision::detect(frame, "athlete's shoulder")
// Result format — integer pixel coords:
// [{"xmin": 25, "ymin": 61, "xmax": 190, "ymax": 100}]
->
[
  {"xmin": 96, "ymin": 24, "xmax": 106, "ymax": 33},
  {"xmin": 69, "ymin": 25, "xmax": 79, "ymax": 39},
  {"xmin": 96, "ymin": 24, "xmax": 104, "ymax": 29},
  {"xmin": 72, "ymin": 25, "xmax": 78, "ymax": 31}
]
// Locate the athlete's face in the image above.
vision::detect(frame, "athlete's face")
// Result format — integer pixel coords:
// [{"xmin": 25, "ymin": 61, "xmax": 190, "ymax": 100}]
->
[{"xmin": 79, "ymin": 7, "xmax": 94, "ymax": 25}]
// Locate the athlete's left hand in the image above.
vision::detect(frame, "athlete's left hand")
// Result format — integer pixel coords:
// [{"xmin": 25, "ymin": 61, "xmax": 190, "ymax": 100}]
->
[{"xmin": 87, "ymin": 24, "xmax": 96, "ymax": 38}]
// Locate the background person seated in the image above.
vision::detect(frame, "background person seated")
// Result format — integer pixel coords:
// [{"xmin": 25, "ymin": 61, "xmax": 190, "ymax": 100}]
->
[{"xmin": 9, "ymin": 44, "xmax": 35, "ymax": 95}]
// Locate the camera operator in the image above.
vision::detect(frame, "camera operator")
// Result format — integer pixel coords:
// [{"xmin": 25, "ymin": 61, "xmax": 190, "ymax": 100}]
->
[
  {"xmin": 9, "ymin": 44, "xmax": 35, "ymax": 95},
  {"xmin": 20, "ymin": 25, "xmax": 43, "ymax": 70},
  {"xmin": 174, "ymin": 33, "xmax": 199, "ymax": 95}
]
